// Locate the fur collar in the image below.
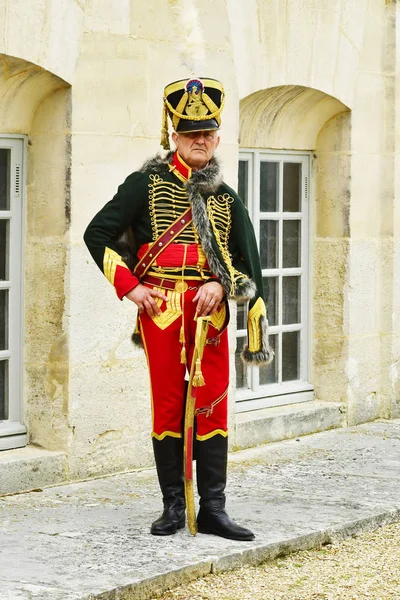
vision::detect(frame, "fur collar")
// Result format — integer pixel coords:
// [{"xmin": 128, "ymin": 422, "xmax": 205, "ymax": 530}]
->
[{"xmin": 140, "ymin": 151, "xmax": 223, "ymax": 194}]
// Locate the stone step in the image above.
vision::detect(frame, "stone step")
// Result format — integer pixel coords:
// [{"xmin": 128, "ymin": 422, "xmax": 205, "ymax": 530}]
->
[
  {"xmin": 234, "ymin": 400, "xmax": 345, "ymax": 450},
  {"xmin": 0, "ymin": 446, "xmax": 67, "ymax": 496},
  {"xmin": 0, "ymin": 402, "xmax": 344, "ymax": 496}
]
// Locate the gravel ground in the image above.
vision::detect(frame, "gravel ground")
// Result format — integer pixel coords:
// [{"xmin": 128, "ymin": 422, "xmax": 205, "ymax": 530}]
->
[{"xmin": 152, "ymin": 522, "xmax": 400, "ymax": 599}]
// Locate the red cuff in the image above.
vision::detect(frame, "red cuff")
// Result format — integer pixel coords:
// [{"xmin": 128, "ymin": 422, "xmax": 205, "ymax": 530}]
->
[{"xmin": 114, "ymin": 265, "xmax": 140, "ymax": 300}]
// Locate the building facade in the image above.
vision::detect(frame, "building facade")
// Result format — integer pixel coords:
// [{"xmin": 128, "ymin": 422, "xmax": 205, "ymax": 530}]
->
[{"xmin": 1, "ymin": 0, "xmax": 399, "ymax": 492}]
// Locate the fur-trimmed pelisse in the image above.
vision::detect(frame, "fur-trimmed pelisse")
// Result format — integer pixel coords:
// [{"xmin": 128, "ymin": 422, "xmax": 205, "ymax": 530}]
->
[{"xmin": 120, "ymin": 152, "xmax": 257, "ymax": 301}]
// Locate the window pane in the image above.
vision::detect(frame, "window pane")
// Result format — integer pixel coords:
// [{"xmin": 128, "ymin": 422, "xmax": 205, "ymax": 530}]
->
[
  {"xmin": 260, "ymin": 220, "xmax": 278, "ymax": 269},
  {"xmin": 260, "ymin": 161, "xmax": 278, "ymax": 212},
  {"xmin": 259, "ymin": 334, "xmax": 278, "ymax": 384},
  {"xmin": 0, "ymin": 220, "xmax": 8, "ymax": 281},
  {"xmin": 283, "ymin": 220, "xmax": 301, "ymax": 268},
  {"xmin": 283, "ymin": 276, "xmax": 300, "ymax": 325},
  {"xmin": 0, "ymin": 290, "xmax": 8, "ymax": 350},
  {"xmin": 283, "ymin": 163, "xmax": 301, "ymax": 212},
  {"xmin": 236, "ymin": 301, "xmax": 247, "ymax": 331},
  {"xmin": 282, "ymin": 331, "xmax": 300, "ymax": 381},
  {"xmin": 238, "ymin": 160, "xmax": 248, "ymax": 208},
  {"xmin": 0, "ymin": 149, "xmax": 10, "ymax": 210},
  {"xmin": 263, "ymin": 276, "xmax": 278, "ymax": 326},
  {"xmin": 0, "ymin": 360, "xmax": 8, "ymax": 420},
  {"xmin": 235, "ymin": 337, "xmax": 248, "ymax": 389}
]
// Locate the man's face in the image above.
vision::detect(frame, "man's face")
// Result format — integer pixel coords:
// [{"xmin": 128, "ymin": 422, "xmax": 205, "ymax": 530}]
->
[{"xmin": 172, "ymin": 130, "xmax": 220, "ymax": 171}]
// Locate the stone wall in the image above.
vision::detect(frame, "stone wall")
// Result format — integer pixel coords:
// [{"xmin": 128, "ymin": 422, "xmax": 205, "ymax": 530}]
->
[
  {"xmin": 313, "ymin": 112, "xmax": 351, "ymax": 406},
  {"xmin": 25, "ymin": 88, "xmax": 72, "ymax": 453},
  {"xmin": 0, "ymin": 0, "xmax": 398, "ymax": 479}
]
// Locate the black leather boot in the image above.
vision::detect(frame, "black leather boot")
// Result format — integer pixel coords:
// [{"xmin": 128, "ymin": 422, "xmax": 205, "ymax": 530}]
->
[
  {"xmin": 196, "ymin": 434, "xmax": 255, "ymax": 541},
  {"xmin": 151, "ymin": 437, "xmax": 185, "ymax": 536}
]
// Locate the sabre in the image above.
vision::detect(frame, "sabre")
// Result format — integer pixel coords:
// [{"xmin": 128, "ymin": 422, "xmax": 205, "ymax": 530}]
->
[{"xmin": 184, "ymin": 315, "xmax": 211, "ymax": 536}]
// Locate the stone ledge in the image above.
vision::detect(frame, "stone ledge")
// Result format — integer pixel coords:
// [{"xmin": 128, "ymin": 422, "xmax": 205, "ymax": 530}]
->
[
  {"xmin": 234, "ymin": 400, "xmax": 345, "ymax": 450},
  {"xmin": 1, "ymin": 421, "xmax": 399, "ymax": 599},
  {"xmin": 100, "ymin": 510, "xmax": 399, "ymax": 600},
  {"xmin": 0, "ymin": 446, "xmax": 67, "ymax": 496}
]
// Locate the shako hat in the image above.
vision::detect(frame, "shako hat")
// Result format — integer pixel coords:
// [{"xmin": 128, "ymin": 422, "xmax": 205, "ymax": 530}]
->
[{"xmin": 161, "ymin": 77, "xmax": 225, "ymax": 149}]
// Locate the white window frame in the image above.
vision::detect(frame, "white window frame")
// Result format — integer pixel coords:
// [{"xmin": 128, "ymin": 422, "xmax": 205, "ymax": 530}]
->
[
  {"xmin": 236, "ymin": 149, "xmax": 314, "ymax": 413},
  {"xmin": 0, "ymin": 135, "xmax": 27, "ymax": 450}
]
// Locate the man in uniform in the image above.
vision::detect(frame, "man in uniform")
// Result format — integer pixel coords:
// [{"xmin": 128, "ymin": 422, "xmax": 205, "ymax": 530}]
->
[{"xmin": 84, "ymin": 77, "xmax": 272, "ymax": 542}]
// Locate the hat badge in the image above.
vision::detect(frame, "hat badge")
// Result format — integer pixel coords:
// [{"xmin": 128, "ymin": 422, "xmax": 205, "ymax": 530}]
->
[{"xmin": 185, "ymin": 78, "xmax": 208, "ymax": 118}]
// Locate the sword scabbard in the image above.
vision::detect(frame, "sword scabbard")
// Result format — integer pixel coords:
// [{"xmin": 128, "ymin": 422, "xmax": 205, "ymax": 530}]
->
[{"xmin": 184, "ymin": 316, "xmax": 211, "ymax": 536}]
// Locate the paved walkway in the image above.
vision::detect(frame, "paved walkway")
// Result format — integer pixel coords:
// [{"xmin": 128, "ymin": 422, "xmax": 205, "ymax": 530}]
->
[{"xmin": 1, "ymin": 420, "xmax": 400, "ymax": 600}]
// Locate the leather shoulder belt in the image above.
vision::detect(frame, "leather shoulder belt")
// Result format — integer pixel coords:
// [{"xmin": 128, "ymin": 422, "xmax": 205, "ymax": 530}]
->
[{"xmin": 134, "ymin": 206, "xmax": 193, "ymax": 279}]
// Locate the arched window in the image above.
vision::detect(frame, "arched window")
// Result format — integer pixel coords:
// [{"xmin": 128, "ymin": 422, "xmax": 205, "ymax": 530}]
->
[
  {"xmin": 236, "ymin": 150, "xmax": 313, "ymax": 411},
  {"xmin": 0, "ymin": 136, "xmax": 26, "ymax": 450}
]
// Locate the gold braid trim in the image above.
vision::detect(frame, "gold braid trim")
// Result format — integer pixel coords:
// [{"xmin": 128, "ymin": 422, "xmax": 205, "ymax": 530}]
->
[
  {"xmin": 103, "ymin": 247, "xmax": 130, "ymax": 286},
  {"xmin": 196, "ymin": 429, "xmax": 228, "ymax": 442},
  {"xmin": 151, "ymin": 290, "xmax": 182, "ymax": 330},
  {"xmin": 164, "ymin": 92, "xmax": 225, "ymax": 123},
  {"xmin": 195, "ymin": 384, "xmax": 228, "ymax": 419},
  {"xmin": 148, "ymin": 174, "xmax": 196, "ymax": 244},
  {"xmin": 152, "ymin": 431, "xmax": 182, "ymax": 441},
  {"xmin": 210, "ymin": 303, "xmax": 226, "ymax": 331},
  {"xmin": 207, "ymin": 194, "xmax": 245, "ymax": 295},
  {"xmin": 248, "ymin": 297, "xmax": 267, "ymax": 352}
]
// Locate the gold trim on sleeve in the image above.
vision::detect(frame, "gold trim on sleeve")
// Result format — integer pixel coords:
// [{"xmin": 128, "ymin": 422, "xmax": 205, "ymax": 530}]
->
[
  {"xmin": 248, "ymin": 297, "xmax": 267, "ymax": 352},
  {"xmin": 103, "ymin": 247, "xmax": 131, "ymax": 286}
]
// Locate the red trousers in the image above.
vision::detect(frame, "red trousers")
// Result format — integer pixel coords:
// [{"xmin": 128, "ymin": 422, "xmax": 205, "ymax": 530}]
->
[{"xmin": 139, "ymin": 284, "xmax": 229, "ymax": 441}]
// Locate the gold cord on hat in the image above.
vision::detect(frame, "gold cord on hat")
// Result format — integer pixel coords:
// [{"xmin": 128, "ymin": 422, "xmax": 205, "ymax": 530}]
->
[
  {"xmin": 173, "ymin": 92, "xmax": 190, "ymax": 130},
  {"xmin": 161, "ymin": 100, "xmax": 170, "ymax": 150},
  {"xmin": 164, "ymin": 92, "xmax": 225, "ymax": 123}
]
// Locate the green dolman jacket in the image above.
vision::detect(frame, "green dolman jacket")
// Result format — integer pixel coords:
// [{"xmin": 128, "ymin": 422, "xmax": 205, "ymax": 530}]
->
[{"xmin": 84, "ymin": 151, "xmax": 273, "ymax": 365}]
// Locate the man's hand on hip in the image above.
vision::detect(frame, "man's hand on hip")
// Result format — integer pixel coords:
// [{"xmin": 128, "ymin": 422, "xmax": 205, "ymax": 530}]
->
[
  {"xmin": 193, "ymin": 281, "xmax": 224, "ymax": 317},
  {"xmin": 125, "ymin": 284, "xmax": 168, "ymax": 318}
]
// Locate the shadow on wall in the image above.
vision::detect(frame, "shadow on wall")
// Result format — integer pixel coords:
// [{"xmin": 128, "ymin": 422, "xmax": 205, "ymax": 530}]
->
[
  {"xmin": 239, "ymin": 85, "xmax": 349, "ymax": 151},
  {"xmin": 0, "ymin": 54, "xmax": 68, "ymax": 132}
]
